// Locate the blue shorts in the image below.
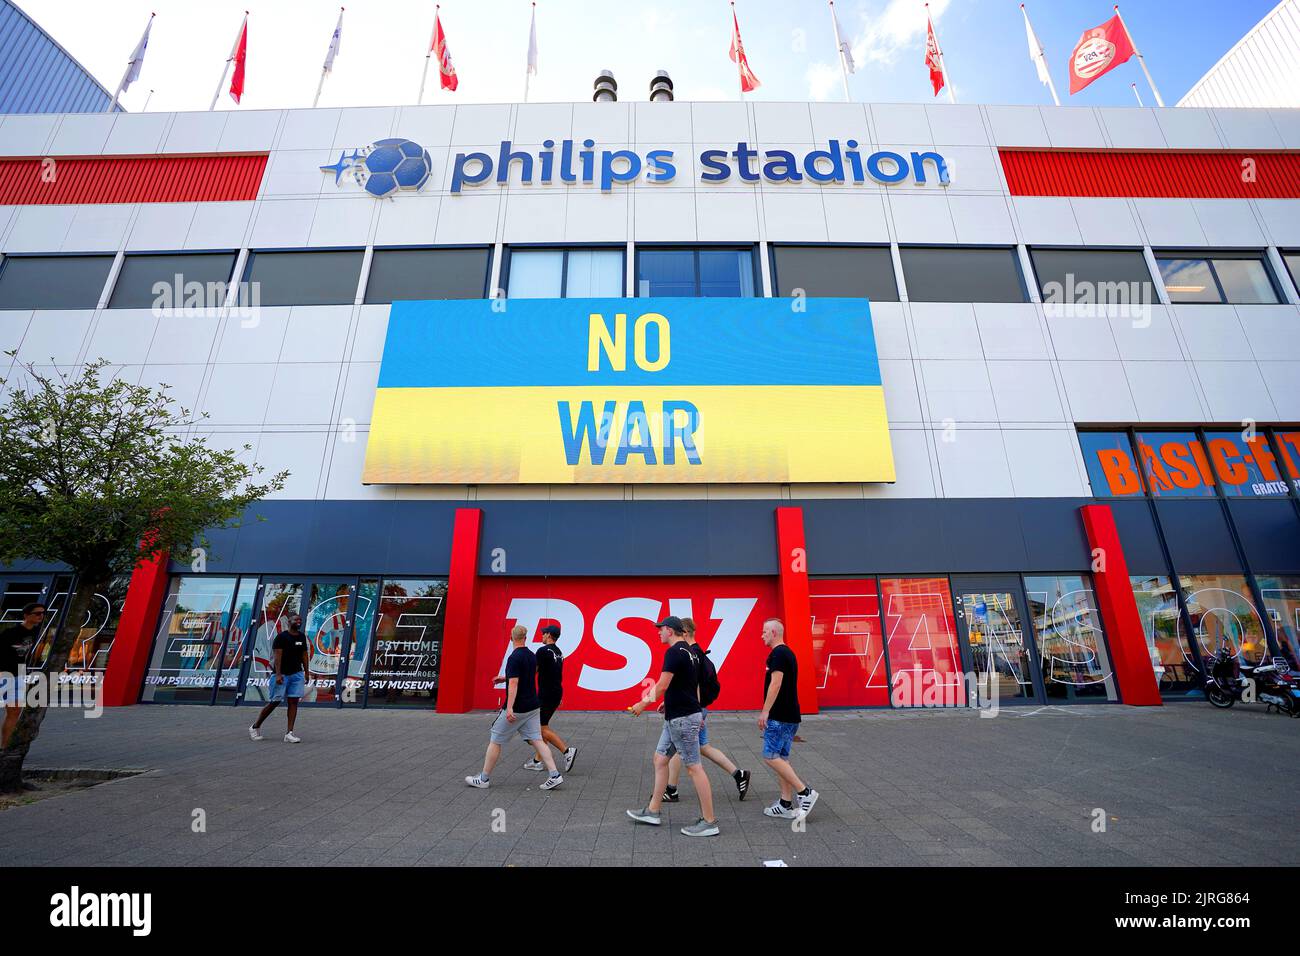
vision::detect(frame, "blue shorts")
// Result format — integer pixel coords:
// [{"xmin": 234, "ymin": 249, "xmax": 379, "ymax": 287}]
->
[
  {"xmin": 762, "ymin": 719, "xmax": 798, "ymax": 760},
  {"xmin": 269, "ymin": 671, "xmax": 305, "ymax": 702},
  {"xmin": 698, "ymin": 710, "xmax": 709, "ymax": 747}
]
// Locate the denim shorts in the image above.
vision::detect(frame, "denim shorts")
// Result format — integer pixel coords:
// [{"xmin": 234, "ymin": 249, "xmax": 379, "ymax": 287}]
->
[
  {"xmin": 698, "ymin": 710, "xmax": 709, "ymax": 748},
  {"xmin": 762, "ymin": 719, "xmax": 798, "ymax": 760},
  {"xmin": 489, "ymin": 707, "xmax": 542, "ymax": 744},
  {"xmin": 655, "ymin": 712, "xmax": 704, "ymax": 767},
  {"xmin": 269, "ymin": 671, "xmax": 305, "ymax": 702}
]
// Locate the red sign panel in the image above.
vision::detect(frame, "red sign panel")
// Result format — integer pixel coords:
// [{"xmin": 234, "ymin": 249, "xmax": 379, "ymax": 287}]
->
[
  {"xmin": 473, "ymin": 577, "xmax": 779, "ymax": 711},
  {"xmin": 809, "ymin": 578, "xmax": 889, "ymax": 707},
  {"xmin": 0, "ymin": 153, "xmax": 268, "ymax": 205},
  {"xmin": 999, "ymin": 149, "xmax": 1300, "ymax": 199}
]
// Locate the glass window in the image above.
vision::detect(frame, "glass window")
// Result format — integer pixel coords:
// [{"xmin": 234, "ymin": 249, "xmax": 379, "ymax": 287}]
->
[
  {"xmin": 1178, "ymin": 574, "xmax": 1270, "ymax": 667},
  {"xmin": 637, "ymin": 247, "xmax": 755, "ymax": 297},
  {"xmin": 107, "ymin": 253, "xmax": 237, "ymax": 309},
  {"xmin": 214, "ymin": 577, "xmax": 259, "ymax": 703},
  {"xmin": 1023, "ymin": 575, "xmax": 1116, "ymax": 701},
  {"xmin": 1156, "ymin": 252, "xmax": 1279, "ymax": 304},
  {"xmin": 507, "ymin": 248, "xmax": 623, "ymax": 298},
  {"xmin": 1134, "ymin": 431, "xmax": 1216, "ymax": 497},
  {"xmin": 809, "ymin": 578, "xmax": 887, "ymax": 707},
  {"xmin": 364, "ymin": 247, "xmax": 488, "ymax": 303},
  {"xmin": 880, "ymin": 577, "xmax": 966, "ymax": 706},
  {"xmin": 1283, "ymin": 252, "xmax": 1300, "ymax": 290},
  {"xmin": 1257, "ymin": 575, "xmax": 1300, "ymax": 669},
  {"xmin": 363, "ymin": 578, "xmax": 447, "ymax": 707},
  {"xmin": 0, "ymin": 255, "xmax": 115, "ymax": 310},
  {"xmin": 1129, "ymin": 575, "xmax": 1200, "ymax": 697},
  {"xmin": 1078, "ymin": 431, "xmax": 1144, "ymax": 497},
  {"xmin": 1030, "ymin": 248, "xmax": 1155, "ymax": 305},
  {"xmin": 142, "ymin": 576, "xmax": 239, "ymax": 703},
  {"xmin": 898, "ymin": 247, "xmax": 1027, "ymax": 303},
  {"xmin": 772, "ymin": 245, "xmax": 899, "ymax": 301},
  {"xmin": 245, "ymin": 250, "xmax": 364, "ymax": 306},
  {"xmin": 344, "ymin": 578, "xmax": 379, "ymax": 705},
  {"xmin": 1202, "ymin": 430, "xmax": 1290, "ymax": 497},
  {"xmin": 1272, "ymin": 429, "xmax": 1300, "ymax": 496}
]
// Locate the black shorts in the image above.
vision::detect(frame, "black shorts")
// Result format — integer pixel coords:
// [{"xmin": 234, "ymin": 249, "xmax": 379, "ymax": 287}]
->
[{"xmin": 539, "ymin": 696, "xmax": 562, "ymax": 726}]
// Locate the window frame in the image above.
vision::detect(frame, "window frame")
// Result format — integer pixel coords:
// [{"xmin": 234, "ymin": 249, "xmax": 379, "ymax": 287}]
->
[
  {"xmin": 1153, "ymin": 248, "xmax": 1282, "ymax": 305},
  {"xmin": 896, "ymin": 244, "xmax": 1029, "ymax": 304},
  {"xmin": 501, "ymin": 243, "xmax": 626, "ymax": 299},
  {"xmin": 106, "ymin": 249, "xmax": 240, "ymax": 310},
  {"xmin": 767, "ymin": 242, "xmax": 900, "ymax": 302},
  {"xmin": 633, "ymin": 243, "xmax": 760, "ymax": 298},
  {"xmin": 364, "ymin": 244, "xmax": 493, "ymax": 303},
  {"xmin": 1025, "ymin": 244, "xmax": 1156, "ymax": 303},
  {"xmin": 241, "ymin": 247, "xmax": 367, "ymax": 307},
  {"xmin": 0, "ymin": 252, "xmax": 117, "ymax": 311}
]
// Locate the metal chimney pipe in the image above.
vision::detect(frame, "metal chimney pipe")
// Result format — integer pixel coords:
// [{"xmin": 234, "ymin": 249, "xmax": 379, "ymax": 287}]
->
[
  {"xmin": 593, "ymin": 71, "xmax": 618, "ymax": 102},
  {"xmin": 649, "ymin": 71, "xmax": 674, "ymax": 102}
]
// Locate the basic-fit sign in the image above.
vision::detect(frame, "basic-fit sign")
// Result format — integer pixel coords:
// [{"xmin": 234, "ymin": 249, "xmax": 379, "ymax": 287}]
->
[{"xmin": 362, "ymin": 297, "xmax": 894, "ymax": 484}]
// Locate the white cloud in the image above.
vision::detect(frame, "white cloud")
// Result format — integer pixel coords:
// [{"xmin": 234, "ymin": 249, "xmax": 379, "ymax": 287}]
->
[
  {"xmin": 848, "ymin": 0, "xmax": 952, "ymax": 68},
  {"xmin": 806, "ymin": 62, "xmax": 841, "ymax": 102}
]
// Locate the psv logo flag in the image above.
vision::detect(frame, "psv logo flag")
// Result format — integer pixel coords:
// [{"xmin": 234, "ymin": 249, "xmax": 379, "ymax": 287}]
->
[
  {"xmin": 924, "ymin": 16, "xmax": 944, "ymax": 96},
  {"xmin": 1068, "ymin": 14, "xmax": 1135, "ymax": 94}
]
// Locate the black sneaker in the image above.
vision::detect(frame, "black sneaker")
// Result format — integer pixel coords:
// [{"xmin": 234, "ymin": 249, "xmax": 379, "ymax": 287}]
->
[
  {"xmin": 735, "ymin": 769, "xmax": 751, "ymax": 801},
  {"xmin": 661, "ymin": 788, "xmax": 680, "ymax": 803}
]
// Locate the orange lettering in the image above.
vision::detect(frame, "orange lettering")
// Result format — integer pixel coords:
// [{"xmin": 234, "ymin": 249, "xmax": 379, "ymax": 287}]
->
[
  {"xmin": 1160, "ymin": 442, "xmax": 1201, "ymax": 490},
  {"xmin": 1138, "ymin": 443, "xmax": 1173, "ymax": 491},
  {"xmin": 1097, "ymin": 449, "xmax": 1141, "ymax": 496},
  {"xmin": 1209, "ymin": 438, "xmax": 1246, "ymax": 485},
  {"xmin": 1246, "ymin": 437, "xmax": 1278, "ymax": 481}
]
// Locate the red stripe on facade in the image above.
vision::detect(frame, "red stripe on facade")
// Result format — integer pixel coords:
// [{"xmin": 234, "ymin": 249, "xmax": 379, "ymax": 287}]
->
[
  {"xmin": 999, "ymin": 148, "xmax": 1300, "ymax": 199},
  {"xmin": 0, "ymin": 153, "xmax": 268, "ymax": 205},
  {"xmin": 437, "ymin": 507, "xmax": 484, "ymax": 714}
]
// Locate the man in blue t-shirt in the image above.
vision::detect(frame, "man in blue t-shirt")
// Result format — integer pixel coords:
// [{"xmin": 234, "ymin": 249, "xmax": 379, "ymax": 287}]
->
[
  {"xmin": 466, "ymin": 625, "xmax": 563, "ymax": 790},
  {"xmin": 626, "ymin": 616, "xmax": 719, "ymax": 838}
]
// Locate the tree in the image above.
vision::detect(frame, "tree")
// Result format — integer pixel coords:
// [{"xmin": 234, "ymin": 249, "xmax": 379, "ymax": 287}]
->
[{"xmin": 0, "ymin": 357, "xmax": 287, "ymax": 792}]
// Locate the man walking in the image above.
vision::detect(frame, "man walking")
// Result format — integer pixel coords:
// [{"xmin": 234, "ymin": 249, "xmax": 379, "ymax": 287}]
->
[
  {"xmin": 249, "ymin": 612, "xmax": 310, "ymax": 743},
  {"xmin": 626, "ymin": 616, "xmax": 719, "ymax": 838},
  {"xmin": 662, "ymin": 617, "xmax": 750, "ymax": 804},
  {"xmin": 524, "ymin": 624, "xmax": 577, "ymax": 774},
  {"xmin": 466, "ymin": 625, "xmax": 563, "ymax": 790},
  {"xmin": 1, "ymin": 603, "xmax": 44, "ymax": 748},
  {"xmin": 758, "ymin": 618, "xmax": 818, "ymax": 820}
]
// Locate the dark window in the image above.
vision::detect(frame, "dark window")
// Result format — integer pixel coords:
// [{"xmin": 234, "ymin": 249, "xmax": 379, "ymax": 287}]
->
[
  {"xmin": 108, "ymin": 253, "xmax": 237, "ymax": 309},
  {"xmin": 772, "ymin": 245, "xmax": 898, "ymax": 301},
  {"xmin": 1155, "ymin": 250, "xmax": 1279, "ymax": 304},
  {"xmin": 0, "ymin": 255, "xmax": 115, "ymax": 309},
  {"xmin": 364, "ymin": 247, "xmax": 490, "ymax": 303},
  {"xmin": 1030, "ymin": 248, "xmax": 1155, "ymax": 305},
  {"xmin": 898, "ymin": 246, "xmax": 1026, "ymax": 303},
  {"xmin": 636, "ymin": 247, "xmax": 755, "ymax": 297},
  {"xmin": 245, "ymin": 250, "xmax": 364, "ymax": 306}
]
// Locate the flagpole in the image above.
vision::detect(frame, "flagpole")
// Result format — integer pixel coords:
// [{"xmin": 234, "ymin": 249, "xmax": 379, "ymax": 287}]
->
[
  {"xmin": 418, "ymin": 5, "xmax": 439, "ymax": 105},
  {"xmin": 108, "ymin": 12, "xmax": 154, "ymax": 113},
  {"xmin": 142, "ymin": 89, "xmax": 154, "ymax": 111},
  {"xmin": 1131, "ymin": 82, "xmax": 1144, "ymax": 107},
  {"xmin": 314, "ymin": 7, "xmax": 343, "ymax": 109},
  {"xmin": 926, "ymin": 3, "xmax": 956, "ymax": 104},
  {"xmin": 1020, "ymin": 4, "xmax": 1060, "ymax": 107},
  {"xmin": 210, "ymin": 12, "xmax": 247, "ymax": 111},
  {"xmin": 829, "ymin": 1, "xmax": 851, "ymax": 102},
  {"xmin": 1113, "ymin": 4, "xmax": 1164, "ymax": 107}
]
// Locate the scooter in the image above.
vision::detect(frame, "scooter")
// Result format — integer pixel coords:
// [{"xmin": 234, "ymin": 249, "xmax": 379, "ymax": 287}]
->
[{"xmin": 1203, "ymin": 642, "xmax": 1300, "ymax": 716}]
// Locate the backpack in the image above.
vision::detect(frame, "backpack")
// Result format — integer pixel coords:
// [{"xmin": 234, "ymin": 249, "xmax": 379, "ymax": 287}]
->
[{"xmin": 696, "ymin": 648, "xmax": 721, "ymax": 707}]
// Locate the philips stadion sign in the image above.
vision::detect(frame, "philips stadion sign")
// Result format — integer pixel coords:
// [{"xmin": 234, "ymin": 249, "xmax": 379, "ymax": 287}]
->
[
  {"xmin": 323, "ymin": 138, "xmax": 951, "ymax": 194},
  {"xmin": 362, "ymin": 298, "xmax": 895, "ymax": 485}
]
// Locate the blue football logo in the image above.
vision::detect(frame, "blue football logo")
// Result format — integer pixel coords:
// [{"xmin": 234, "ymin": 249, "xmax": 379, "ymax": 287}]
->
[{"xmin": 320, "ymin": 138, "xmax": 433, "ymax": 198}]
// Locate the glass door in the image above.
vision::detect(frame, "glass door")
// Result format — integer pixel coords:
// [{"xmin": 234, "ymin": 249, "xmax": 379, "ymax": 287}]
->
[{"xmin": 952, "ymin": 576, "xmax": 1043, "ymax": 705}]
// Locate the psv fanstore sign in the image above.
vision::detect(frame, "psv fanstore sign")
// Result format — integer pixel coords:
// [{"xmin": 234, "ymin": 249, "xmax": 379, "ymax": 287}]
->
[{"xmin": 472, "ymin": 577, "xmax": 780, "ymax": 710}]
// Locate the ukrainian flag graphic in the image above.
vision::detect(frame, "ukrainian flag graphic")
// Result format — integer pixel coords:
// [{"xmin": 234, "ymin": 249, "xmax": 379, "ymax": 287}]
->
[{"xmin": 362, "ymin": 297, "xmax": 894, "ymax": 484}]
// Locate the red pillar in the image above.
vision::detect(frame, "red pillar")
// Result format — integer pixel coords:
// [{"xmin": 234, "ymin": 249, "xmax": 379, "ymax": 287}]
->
[
  {"xmin": 1079, "ymin": 504, "xmax": 1162, "ymax": 706},
  {"xmin": 101, "ymin": 550, "xmax": 171, "ymax": 707},
  {"xmin": 437, "ymin": 507, "xmax": 483, "ymax": 714},
  {"xmin": 775, "ymin": 506, "xmax": 819, "ymax": 715}
]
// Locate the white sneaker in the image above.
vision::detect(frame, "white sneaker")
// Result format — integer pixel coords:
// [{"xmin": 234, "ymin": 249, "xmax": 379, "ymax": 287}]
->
[
  {"xmin": 763, "ymin": 800, "xmax": 799, "ymax": 820},
  {"xmin": 248, "ymin": 725, "xmax": 262, "ymax": 741},
  {"xmin": 540, "ymin": 773, "xmax": 563, "ymax": 790},
  {"xmin": 797, "ymin": 788, "xmax": 819, "ymax": 819},
  {"xmin": 563, "ymin": 747, "xmax": 578, "ymax": 773},
  {"xmin": 283, "ymin": 731, "xmax": 301, "ymax": 744},
  {"xmin": 465, "ymin": 773, "xmax": 490, "ymax": 789},
  {"xmin": 523, "ymin": 756, "xmax": 545, "ymax": 771}
]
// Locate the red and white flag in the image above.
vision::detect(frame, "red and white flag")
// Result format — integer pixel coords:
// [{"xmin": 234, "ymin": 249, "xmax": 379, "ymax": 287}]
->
[
  {"xmin": 728, "ymin": 6, "xmax": 761, "ymax": 93},
  {"xmin": 433, "ymin": 8, "xmax": 458, "ymax": 91},
  {"xmin": 228, "ymin": 17, "xmax": 248, "ymax": 104},
  {"xmin": 924, "ymin": 14, "xmax": 945, "ymax": 96},
  {"xmin": 1068, "ymin": 13, "xmax": 1135, "ymax": 95}
]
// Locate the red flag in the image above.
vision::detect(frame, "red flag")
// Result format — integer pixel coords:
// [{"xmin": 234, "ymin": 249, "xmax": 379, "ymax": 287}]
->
[
  {"xmin": 229, "ymin": 19, "xmax": 248, "ymax": 104},
  {"xmin": 924, "ymin": 15, "xmax": 944, "ymax": 96},
  {"xmin": 433, "ymin": 9, "xmax": 458, "ymax": 92},
  {"xmin": 728, "ymin": 7, "xmax": 761, "ymax": 93},
  {"xmin": 1068, "ymin": 14, "xmax": 1135, "ymax": 95}
]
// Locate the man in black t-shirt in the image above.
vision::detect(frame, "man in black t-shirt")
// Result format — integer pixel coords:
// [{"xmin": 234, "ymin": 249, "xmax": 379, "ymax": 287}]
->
[
  {"xmin": 758, "ymin": 618, "xmax": 818, "ymax": 820},
  {"xmin": 626, "ymin": 616, "xmax": 719, "ymax": 838},
  {"xmin": 1, "ymin": 603, "xmax": 45, "ymax": 748},
  {"xmin": 466, "ymin": 625, "xmax": 562, "ymax": 790},
  {"xmin": 523, "ymin": 624, "xmax": 577, "ymax": 774},
  {"xmin": 248, "ymin": 613, "xmax": 310, "ymax": 743}
]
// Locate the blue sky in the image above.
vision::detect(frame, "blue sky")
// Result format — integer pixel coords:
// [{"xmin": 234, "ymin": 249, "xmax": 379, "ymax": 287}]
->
[{"xmin": 16, "ymin": 0, "xmax": 1281, "ymax": 111}]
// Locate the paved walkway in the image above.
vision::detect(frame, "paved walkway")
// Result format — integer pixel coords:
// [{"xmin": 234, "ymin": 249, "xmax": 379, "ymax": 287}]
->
[{"xmin": 3, "ymin": 701, "xmax": 1298, "ymax": 867}]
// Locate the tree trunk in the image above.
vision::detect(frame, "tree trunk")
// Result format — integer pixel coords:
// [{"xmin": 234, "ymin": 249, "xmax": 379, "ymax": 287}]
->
[{"xmin": 0, "ymin": 574, "xmax": 106, "ymax": 793}]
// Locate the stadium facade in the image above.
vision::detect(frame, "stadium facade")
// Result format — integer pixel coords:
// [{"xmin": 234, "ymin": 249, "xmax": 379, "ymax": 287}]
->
[{"xmin": 1, "ymin": 94, "xmax": 1298, "ymax": 712}]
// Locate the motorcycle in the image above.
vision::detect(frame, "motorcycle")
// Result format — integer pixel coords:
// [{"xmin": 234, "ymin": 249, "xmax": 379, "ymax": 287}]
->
[{"xmin": 1203, "ymin": 642, "xmax": 1300, "ymax": 717}]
